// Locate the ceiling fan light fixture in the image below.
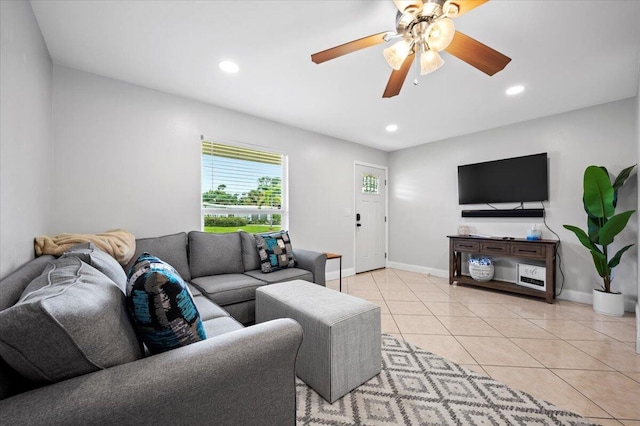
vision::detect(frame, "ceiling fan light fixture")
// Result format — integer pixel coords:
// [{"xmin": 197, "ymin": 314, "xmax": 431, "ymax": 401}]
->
[
  {"xmin": 443, "ymin": 1, "xmax": 460, "ymax": 17},
  {"xmin": 383, "ymin": 39, "xmax": 412, "ymax": 70},
  {"xmin": 310, "ymin": 0, "xmax": 508, "ymax": 98},
  {"xmin": 393, "ymin": 0, "xmax": 423, "ymax": 14},
  {"xmin": 426, "ymin": 18, "xmax": 455, "ymax": 51},
  {"xmin": 421, "ymin": 2, "xmax": 441, "ymax": 17},
  {"xmin": 420, "ymin": 49, "xmax": 444, "ymax": 75},
  {"xmin": 386, "ymin": 124, "xmax": 399, "ymax": 132}
]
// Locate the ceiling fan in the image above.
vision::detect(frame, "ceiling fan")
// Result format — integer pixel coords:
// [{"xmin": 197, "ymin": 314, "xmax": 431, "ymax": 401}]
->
[{"xmin": 311, "ymin": 0, "xmax": 511, "ymax": 98}]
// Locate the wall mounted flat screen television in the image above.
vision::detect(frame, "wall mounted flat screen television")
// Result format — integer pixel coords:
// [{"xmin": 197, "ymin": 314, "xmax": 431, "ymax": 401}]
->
[{"xmin": 458, "ymin": 153, "xmax": 548, "ymax": 204}]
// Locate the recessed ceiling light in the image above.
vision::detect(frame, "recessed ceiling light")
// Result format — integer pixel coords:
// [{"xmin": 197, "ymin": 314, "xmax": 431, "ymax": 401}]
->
[
  {"xmin": 386, "ymin": 124, "xmax": 398, "ymax": 132},
  {"xmin": 219, "ymin": 60, "xmax": 239, "ymax": 73},
  {"xmin": 505, "ymin": 85, "xmax": 525, "ymax": 96}
]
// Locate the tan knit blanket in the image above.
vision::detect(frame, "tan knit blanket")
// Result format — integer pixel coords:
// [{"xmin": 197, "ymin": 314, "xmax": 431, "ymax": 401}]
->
[{"xmin": 34, "ymin": 229, "xmax": 136, "ymax": 265}]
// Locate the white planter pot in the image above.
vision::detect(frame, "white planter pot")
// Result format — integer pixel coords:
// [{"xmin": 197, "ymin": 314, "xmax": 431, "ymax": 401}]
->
[{"xmin": 592, "ymin": 289, "xmax": 624, "ymax": 317}]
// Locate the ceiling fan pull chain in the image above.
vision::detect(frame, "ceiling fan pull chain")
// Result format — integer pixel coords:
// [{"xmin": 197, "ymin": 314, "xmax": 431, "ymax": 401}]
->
[{"xmin": 413, "ymin": 52, "xmax": 420, "ymax": 85}]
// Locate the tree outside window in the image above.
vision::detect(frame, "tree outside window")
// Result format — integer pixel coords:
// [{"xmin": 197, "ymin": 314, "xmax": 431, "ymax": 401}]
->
[{"xmin": 201, "ymin": 141, "xmax": 287, "ymax": 234}]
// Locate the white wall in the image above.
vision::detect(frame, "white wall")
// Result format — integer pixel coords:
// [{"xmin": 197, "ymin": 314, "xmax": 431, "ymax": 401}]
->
[
  {"xmin": 0, "ymin": 1, "xmax": 53, "ymax": 279},
  {"xmin": 51, "ymin": 66, "xmax": 388, "ymax": 277},
  {"xmin": 388, "ymin": 99, "xmax": 638, "ymax": 310}
]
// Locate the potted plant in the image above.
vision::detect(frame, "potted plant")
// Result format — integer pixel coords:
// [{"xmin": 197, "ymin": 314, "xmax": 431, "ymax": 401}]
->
[{"xmin": 563, "ymin": 164, "xmax": 636, "ymax": 316}]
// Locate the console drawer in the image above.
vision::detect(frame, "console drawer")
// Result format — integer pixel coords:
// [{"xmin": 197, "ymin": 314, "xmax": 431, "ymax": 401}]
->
[
  {"xmin": 511, "ymin": 243, "xmax": 546, "ymax": 259},
  {"xmin": 453, "ymin": 240, "xmax": 479, "ymax": 252},
  {"xmin": 480, "ymin": 241, "xmax": 508, "ymax": 255}
]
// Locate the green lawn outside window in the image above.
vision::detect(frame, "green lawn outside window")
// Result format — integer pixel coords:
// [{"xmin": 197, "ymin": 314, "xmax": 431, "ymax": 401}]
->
[{"xmin": 204, "ymin": 225, "xmax": 282, "ymax": 234}]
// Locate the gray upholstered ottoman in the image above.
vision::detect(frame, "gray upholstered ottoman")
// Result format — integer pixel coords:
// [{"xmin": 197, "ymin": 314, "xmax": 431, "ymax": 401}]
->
[{"xmin": 256, "ymin": 280, "xmax": 381, "ymax": 403}]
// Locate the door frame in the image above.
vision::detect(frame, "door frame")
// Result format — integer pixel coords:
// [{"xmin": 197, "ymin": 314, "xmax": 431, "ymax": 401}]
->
[{"xmin": 353, "ymin": 161, "xmax": 389, "ymax": 274}]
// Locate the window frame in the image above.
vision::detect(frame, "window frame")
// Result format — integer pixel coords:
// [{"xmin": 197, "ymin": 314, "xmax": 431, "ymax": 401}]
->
[{"xmin": 200, "ymin": 137, "xmax": 289, "ymax": 232}]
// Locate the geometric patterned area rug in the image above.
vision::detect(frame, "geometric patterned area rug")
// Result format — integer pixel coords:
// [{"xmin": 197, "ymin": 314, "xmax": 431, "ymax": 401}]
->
[{"xmin": 296, "ymin": 334, "xmax": 595, "ymax": 425}]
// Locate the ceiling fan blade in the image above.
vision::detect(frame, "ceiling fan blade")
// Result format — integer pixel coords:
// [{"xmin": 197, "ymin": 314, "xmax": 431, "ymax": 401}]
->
[
  {"xmin": 447, "ymin": 0, "xmax": 489, "ymax": 17},
  {"xmin": 311, "ymin": 32, "xmax": 388, "ymax": 64},
  {"xmin": 382, "ymin": 53, "xmax": 415, "ymax": 98},
  {"xmin": 445, "ymin": 31, "xmax": 511, "ymax": 76}
]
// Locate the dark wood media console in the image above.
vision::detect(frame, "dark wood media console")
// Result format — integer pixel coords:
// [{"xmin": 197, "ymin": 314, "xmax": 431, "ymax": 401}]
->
[{"xmin": 448, "ymin": 235, "xmax": 559, "ymax": 303}]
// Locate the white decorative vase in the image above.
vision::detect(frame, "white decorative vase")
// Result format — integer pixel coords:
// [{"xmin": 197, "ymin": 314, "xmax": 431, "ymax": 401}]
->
[{"xmin": 592, "ymin": 289, "xmax": 624, "ymax": 317}]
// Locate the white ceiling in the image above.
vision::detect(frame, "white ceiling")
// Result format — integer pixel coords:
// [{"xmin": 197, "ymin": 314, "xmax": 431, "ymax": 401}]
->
[{"xmin": 31, "ymin": 0, "xmax": 640, "ymax": 152}]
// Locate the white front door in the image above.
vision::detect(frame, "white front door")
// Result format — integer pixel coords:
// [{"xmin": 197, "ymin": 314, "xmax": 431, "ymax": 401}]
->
[{"xmin": 355, "ymin": 163, "xmax": 387, "ymax": 273}]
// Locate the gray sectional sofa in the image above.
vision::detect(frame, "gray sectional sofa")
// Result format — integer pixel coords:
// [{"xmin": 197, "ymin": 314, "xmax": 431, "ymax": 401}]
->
[
  {"xmin": 0, "ymin": 230, "xmax": 327, "ymax": 425},
  {"xmin": 127, "ymin": 231, "xmax": 326, "ymax": 324}
]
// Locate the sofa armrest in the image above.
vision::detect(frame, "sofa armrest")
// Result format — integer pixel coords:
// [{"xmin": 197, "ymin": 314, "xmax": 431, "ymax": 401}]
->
[
  {"xmin": 0, "ymin": 318, "xmax": 303, "ymax": 426},
  {"xmin": 294, "ymin": 248, "xmax": 327, "ymax": 286}
]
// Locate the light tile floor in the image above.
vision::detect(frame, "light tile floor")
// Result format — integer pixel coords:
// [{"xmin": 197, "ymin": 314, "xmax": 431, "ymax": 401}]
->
[{"xmin": 326, "ymin": 268, "xmax": 640, "ymax": 425}]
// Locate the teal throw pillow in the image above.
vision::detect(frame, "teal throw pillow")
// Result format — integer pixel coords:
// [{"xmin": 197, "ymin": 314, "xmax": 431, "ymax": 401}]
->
[
  {"xmin": 255, "ymin": 231, "xmax": 295, "ymax": 273},
  {"xmin": 126, "ymin": 253, "xmax": 206, "ymax": 354}
]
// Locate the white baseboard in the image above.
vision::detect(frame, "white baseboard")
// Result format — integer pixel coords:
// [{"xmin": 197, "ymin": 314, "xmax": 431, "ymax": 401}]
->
[
  {"xmin": 325, "ymin": 267, "xmax": 356, "ymax": 282},
  {"xmin": 387, "ymin": 262, "xmax": 637, "ymax": 312},
  {"xmin": 555, "ymin": 288, "xmax": 592, "ymax": 305},
  {"xmin": 386, "ymin": 261, "xmax": 449, "ymax": 278},
  {"xmin": 557, "ymin": 289, "xmax": 636, "ymax": 312},
  {"xmin": 327, "ymin": 261, "xmax": 449, "ymax": 282}
]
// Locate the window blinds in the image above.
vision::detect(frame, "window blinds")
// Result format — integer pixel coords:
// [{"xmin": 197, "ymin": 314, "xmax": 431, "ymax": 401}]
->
[{"xmin": 201, "ymin": 141, "xmax": 285, "ymax": 211}]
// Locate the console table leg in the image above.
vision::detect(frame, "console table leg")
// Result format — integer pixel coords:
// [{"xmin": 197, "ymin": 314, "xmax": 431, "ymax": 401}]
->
[
  {"xmin": 449, "ymin": 252, "xmax": 455, "ymax": 285},
  {"xmin": 546, "ymin": 247, "xmax": 555, "ymax": 303},
  {"xmin": 449, "ymin": 239, "xmax": 457, "ymax": 285}
]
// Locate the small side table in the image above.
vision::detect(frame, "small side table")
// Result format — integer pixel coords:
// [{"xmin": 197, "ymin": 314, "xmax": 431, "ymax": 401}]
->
[{"xmin": 325, "ymin": 252, "xmax": 342, "ymax": 292}]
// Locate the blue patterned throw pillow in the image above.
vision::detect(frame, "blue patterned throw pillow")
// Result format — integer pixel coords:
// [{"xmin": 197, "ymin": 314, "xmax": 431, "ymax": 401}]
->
[
  {"xmin": 126, "ymin": 253, "xmax": 206, "ymax": 354},
  {"xmin": 255, "ymin": 231, "xmax": 295, "ymax": 273}
]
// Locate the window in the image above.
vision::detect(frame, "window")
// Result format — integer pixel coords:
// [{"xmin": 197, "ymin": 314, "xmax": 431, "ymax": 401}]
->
[
  {"xmin": 362, "ymin": 173, "xmax": 379, "ymax": 194},
  {"xmin": 201, "ymin": 140, "xmax": 287, "ymax": 234}
]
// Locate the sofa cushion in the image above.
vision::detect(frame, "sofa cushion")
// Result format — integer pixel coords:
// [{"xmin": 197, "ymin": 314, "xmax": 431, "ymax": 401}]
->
[
  {"xmin": 127, "ymin": 254, "xmax": 206, "ymax": 354},
  {"xmin": 255, "ymin": 231, "xmax": 295, "ymax": 273},
  {"xmin": 61, "ymin": 242, "xmax": 128, "ymax": 293},
  {"xmin": 191, "ymin": 274, "xmax": 266, "ymax": 306},
  {"xmin": 124, "ymin": 232, "xmax": 191, "ymax": 282},
  {"xmin": 239, "ymin": 231, "xmax": 261, "ymax": 271},
  {"xmin": 0, "ymin": 255, "xmax": 56, "ymax": 311},
  {"xmin": 222, "ymin": 300, "xmax": 256, "ymax": 325},
  {"xmin": 0, "ymin": 257, "xmax": 143, "ymax": 383},
  {"xmin": 192, "ymin": 295, "xmax": 231, "ymax": 321},
  {"xmin": 188, "ymin": 231, "xmax": 244, "ymax": 278},
  {"xmin": 244, "ymin": 268, "xmax": 313, "ymax": 284},
  {"xmin": 187, "ymin": 282, "xmax": 202, "ymax": 296},
  {"xmin": 202, "ymin": 316, "xmax": 244, "ymax": 337}
]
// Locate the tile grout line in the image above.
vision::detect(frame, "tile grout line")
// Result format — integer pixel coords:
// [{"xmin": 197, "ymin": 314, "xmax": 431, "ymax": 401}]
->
[
  {"xmin": 372, "ymin": 271, "xmax": 404, "ymax": 335},
  {"xmin": 401, "ymin": 273, "xmax": 485, "ymax": 367},
  {"xmin": 561, "ymin": 339, "xmax": 634, "ymax": 373},
  {"xmin": 546, "ymin": 367, "xmax": 617, "ymax": 420},
  {"xmin": 357, "ymin": 268, "xmax": 638, "ymax": 422}
]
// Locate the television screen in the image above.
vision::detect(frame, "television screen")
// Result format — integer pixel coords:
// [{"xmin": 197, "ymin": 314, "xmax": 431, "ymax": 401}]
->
[{"xmin": 458, "ymin": 153, "xmax": 548, "ymax": 204}]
